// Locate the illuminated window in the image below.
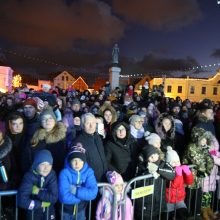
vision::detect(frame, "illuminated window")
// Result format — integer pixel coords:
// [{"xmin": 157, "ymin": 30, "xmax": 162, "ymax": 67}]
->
[
  {"xmin": 213, "ymin": 87, "xmax": 218, "ymax": 95},
  {"xmin": 190, "ymin": 86, "xmax": 195, "ymax": 94},
  {"xmin": 177, "ymin": 86, "xmax": 182, "ymax": 93},
  {"xmin": 201, "ymin": 87, "xmax": 206, "ymax": 95},
  {"xmin": 167, "ymin": 85, "xmax": 172, "ymax": 93}
]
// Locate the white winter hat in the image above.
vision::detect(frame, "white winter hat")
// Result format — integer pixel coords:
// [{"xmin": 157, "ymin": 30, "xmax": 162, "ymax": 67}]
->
[
  {"xmin": 166, "ymin": 146, "xmax": 180, "ymax": 164},
  {"xmin": 145, "ymin": 132, "xmax": 161, "ymax": 145}
]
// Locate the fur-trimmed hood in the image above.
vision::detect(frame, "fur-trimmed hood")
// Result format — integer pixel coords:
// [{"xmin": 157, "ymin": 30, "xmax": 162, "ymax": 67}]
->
[
  {"xmin": 191, "ymin": 127, "xmax": 212, "ymax": 146},
  {"xmin": 155, "ymin": 113, "xmax": 175, "ymax": 140},
  {"xmin": 31, "ymin": 122, "xmax": 67, "ymax": 147},
  {"xmin": 99, "ymin": 103, "xmax": 118, "ymax": 125},
  {"xmin": 0, "ymin": 135, "xmax": 12, "ymax": 160}
]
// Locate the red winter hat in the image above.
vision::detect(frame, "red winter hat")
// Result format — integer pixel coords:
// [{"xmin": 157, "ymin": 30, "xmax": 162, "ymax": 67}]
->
[{"xmin": 23, "ymin": 98, "xmax": 37, "ymax": 109}]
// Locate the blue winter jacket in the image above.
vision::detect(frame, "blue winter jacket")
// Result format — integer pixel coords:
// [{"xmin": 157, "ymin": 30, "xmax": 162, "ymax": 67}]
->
[
  {"xmin": 59, "ymin": 157, "xmax": 98, "ymax": 214},
  {"xmin": 18, "ymin": 169, "xmax": 58, "ymax": 219}
]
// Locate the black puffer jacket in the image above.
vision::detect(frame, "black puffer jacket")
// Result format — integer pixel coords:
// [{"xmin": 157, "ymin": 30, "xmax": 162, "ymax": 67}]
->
[{"xmin": 104, "ymin": 121, "xmax": 141, "ymax": 181}]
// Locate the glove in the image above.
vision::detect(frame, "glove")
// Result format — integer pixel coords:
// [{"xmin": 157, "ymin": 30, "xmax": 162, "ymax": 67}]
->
[
  {"xmin": 182, "ymin": 165, "xmax": 191, "ymax": 175},
  {"xmin": 175, "ymin": 166, "xmax": 183, "ymax": 176},
  {"xmin": 41, "ymin": 202, "xmax": 51, "ymax": 208},
  {"xmin": 152, "ymin": 172, "xmax": 160, "ymax": 179},
  {"xmin": 32, "ymin": 185, "xmax": 40, "ymax": 195},
  {"xmin": 209, "ymin": 150, "xmax": 217, "ymax": 156},
  {"xmin": 148, "ymin": 162, "xmax": 158, "ymax": 174},
  {"xmin": 70, "ymin": 185, "xmax": 77, "ymax": 195}
]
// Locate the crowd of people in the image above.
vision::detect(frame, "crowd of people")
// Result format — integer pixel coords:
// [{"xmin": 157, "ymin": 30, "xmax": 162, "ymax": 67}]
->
[{"xmin": 0, "ymin": 81, "xmax": 220, "ymax": 220}]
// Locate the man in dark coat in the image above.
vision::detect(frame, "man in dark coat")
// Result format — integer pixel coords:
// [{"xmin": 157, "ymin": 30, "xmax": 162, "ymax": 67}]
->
[
  {"xmin": 194, "ymin": 99, "xmax": 216, "ymax": 136},
  {"xmin": 21, "ymin": 98, "xmax": 41, "ymax": 174},
  {"xmin": 73, "ymin": 113, "xmax": 107, "ymax": 182}
]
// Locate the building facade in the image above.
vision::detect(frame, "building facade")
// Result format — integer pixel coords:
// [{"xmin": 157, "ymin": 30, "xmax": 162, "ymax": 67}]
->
[
  {"xmin": 0, "ymin": 66, "xmax": 13, "ymax": 93},
  {"xmin": 53, "ymin": 71, "xmax": 76, "ymax": 89},
  {"xmin": 72, "ymin": 77, "xmax": 88, "ymax": 91},
  {"xmin": 150, "ymin": 70, "xmax": 220, "ymax": 102}
]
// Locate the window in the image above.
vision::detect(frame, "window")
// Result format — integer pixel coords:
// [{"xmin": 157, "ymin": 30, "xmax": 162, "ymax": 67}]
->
[
  {"xmin": 167, "ymin": 85, "xmax": 172, "ymax": 93},
  {"xmin": 201, "ymin": 87, "xmax": 206, "ymax": 95},
  {"xmin": 213, "ymin": 87, "xmax": 218, "ymax": 95},
  {"xmin": 177, "ymin": 86, "xmax": 182, "ymax": 93},
  {"xmin": 190, "ymin": 86, "xmax": 195, "ymax": 94},
  {"xmin": 66, "ymin": 76, "xmax": 69, "ymax": 81},
  {"xmin": 62, "ymin": 76, "xmax": 64, "ymax": 81}
]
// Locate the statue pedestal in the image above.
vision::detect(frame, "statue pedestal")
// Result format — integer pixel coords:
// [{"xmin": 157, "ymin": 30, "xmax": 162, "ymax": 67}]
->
[{"xmin": 109, "ymin": 66, "xmax": 121, "ymax": 90}]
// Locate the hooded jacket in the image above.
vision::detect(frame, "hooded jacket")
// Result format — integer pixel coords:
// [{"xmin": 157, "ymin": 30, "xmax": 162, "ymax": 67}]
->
[
  {"xmin": 18, "ymin": 167, "xmax": 58, "ymax": 220},
  {"xmin": 182, "ymin": 127, "xmax": 214, "ymax": 189},
  {"xmin": 155, "ymin": 113, "xmax": 175, "ymax": 152},
  {"xmin": 104, "ymin": 121, "xmax": 140, "ymax": 181},
  {"xmin": 59, "ymin": 152, "xmax": 98, "ymax": 214},
  {"xmin": 31, "ymin": 122, "xmax": 67, "ymax": 175}
]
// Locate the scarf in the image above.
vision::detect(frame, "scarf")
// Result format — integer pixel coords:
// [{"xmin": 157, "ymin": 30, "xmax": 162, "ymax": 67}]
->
[{"xmin": 130, "ymin": 125, "xmax": 144, "ymax": 139}]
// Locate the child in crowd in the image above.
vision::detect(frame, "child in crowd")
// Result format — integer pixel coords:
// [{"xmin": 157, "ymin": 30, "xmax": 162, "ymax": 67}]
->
[
  {"xmin": 18, "ymin": 150, "xmax": 58, "ymax": 220},
  {"xmin": 183, "ymin": 127, "xmax": 216, "ymax": 220},
  {"xmin": 135, "ymin": 145, "xmax": 175, "ymax": 220},
  {"xmin": 145, "ymin": 131, "xmax": 165, "ymax": 159},
  {"xmin": 96, "ymin": 171, "xmax": 133, "ymax": 220},
  {"xmin": 165, "ymin": 146, "xmax": 194, "ymax": 220},
  {"xmin": 59, "ymin": 143, "xmax": 98, "ymax": 220}
]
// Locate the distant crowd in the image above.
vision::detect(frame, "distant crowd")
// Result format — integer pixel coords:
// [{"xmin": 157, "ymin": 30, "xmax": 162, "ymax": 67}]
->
[{"xmin": 0, "ymin": 81, "xmax": 220, "ymax": 220}]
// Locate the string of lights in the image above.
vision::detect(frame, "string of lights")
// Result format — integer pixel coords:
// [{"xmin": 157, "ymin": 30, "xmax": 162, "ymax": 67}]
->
[{"xmin": 1, "ymin": 47, "xmax": 220, "ymax": 78}]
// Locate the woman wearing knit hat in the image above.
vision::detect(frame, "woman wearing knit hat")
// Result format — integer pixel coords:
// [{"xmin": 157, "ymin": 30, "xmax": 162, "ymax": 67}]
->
[
  {"xmin": 129, "ymin": 114, "xmax": 145, "ymax": 147},
  {"xmin": 96, "ymin": 171, "xmax": 133, "ymax": 220},
  {"xmin": 31, "ymin": 107, "xmax": 67, "ymax": 175},
  {"xmin": 59, "ymin": 143, "xmax": 98, "ymax": 220},
  {"xmin": 135, "ymin": 144, "xmax": 175, "ymax": 220},
  {"xmin": 18, "ymin": 149, "xmax": 58, "ymax": 220}
]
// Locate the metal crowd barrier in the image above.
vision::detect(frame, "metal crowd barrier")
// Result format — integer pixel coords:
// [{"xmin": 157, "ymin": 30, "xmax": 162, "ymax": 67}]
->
[
  {"xmin": 0, "ymin": 190, "xmax": 18, "ymax": 220},
  {"xmin": 1, "ymin": 165, "xmax": 220, "ymax": 220}
]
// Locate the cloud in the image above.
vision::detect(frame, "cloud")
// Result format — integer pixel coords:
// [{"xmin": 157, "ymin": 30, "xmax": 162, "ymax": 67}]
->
[
  {"xmin": 211, "ymin": 49, "xmax": 220, "ymax": 58},
  {"xmin": 112, "ymin": 0, "xmax": 202, "ymax": 30},
  {"xmin": 121, "ymin": 54, "xmax": 199, "ymax": 74},
  {"xmin": 0, "ymin": 0, "xmax": 125, "ymax": 49}
]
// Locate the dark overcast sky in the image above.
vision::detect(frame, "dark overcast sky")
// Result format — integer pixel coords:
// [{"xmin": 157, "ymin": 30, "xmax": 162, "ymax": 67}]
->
[{"xmin": 0, "ymin": 0, "xmax": 220, "ymax": 80}]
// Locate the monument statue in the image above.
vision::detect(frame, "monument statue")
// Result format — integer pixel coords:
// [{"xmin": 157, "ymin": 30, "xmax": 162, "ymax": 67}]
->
[{"xmin": 112, "ymin": 43, "xmax": 119, "ymax": 64}]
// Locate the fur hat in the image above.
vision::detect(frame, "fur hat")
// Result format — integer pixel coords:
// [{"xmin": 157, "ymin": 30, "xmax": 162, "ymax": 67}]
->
[
  {"xmin": 140, "ymin": 145, "xmax": 159, "ymax": 162},
  {"xmin": 166, "ymin": 146, "xmax": 180, "ymax": 165},
  {"xmin": 23, "ymin": 98, "xmax": 37, "ymax": 109},
  {"xmin": 40, "ymin": 109, "xmax": 57, "ymax": 122},
  {"xmin": 68, "ymin": 143, "xmax": 86, "ymax": 163},
  {"xmin": 32, "ymin": 150, "xmax": 53, "ymax": 170},
  {"xmin": 106, "ymin": 171, "xmax": 124, "ymax": 185},
  {"xmin": 145, "ymin": 132, "xmax": 161, "ymax": 145}
]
